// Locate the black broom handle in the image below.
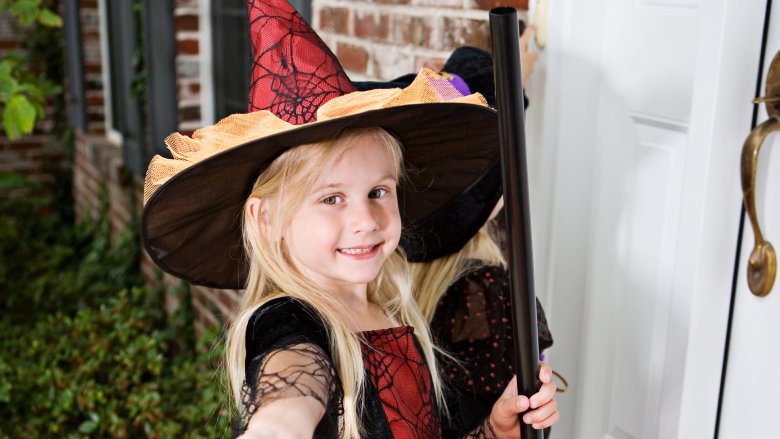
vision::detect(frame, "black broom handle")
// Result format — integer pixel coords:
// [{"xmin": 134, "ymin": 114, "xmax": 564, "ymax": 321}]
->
[{"xmin": 489, "ymin": 7, "xmax": 543, "ymax": 439}]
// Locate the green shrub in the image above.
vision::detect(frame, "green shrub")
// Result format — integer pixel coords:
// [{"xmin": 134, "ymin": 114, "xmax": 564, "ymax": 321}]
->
[{"xmin": 0, "ymin": 172, "xmax": 230, "ymax": 438}]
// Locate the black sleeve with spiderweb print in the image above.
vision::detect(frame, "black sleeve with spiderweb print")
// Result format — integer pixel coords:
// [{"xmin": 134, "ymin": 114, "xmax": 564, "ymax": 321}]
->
[{"xmin": 233, "ymin": 298, "xmax": 342, "ymax": 438}]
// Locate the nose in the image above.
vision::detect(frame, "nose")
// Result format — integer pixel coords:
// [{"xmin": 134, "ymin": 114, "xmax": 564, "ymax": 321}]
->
[{"xmin": 350, "ymin": 200, "xmax": 380, "ymax": 234}]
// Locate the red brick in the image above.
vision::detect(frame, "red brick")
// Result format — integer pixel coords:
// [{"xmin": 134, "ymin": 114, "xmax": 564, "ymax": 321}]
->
[
  {"xmin": 0, "ymin": 40, "xmax": 21, "ymax": 50},
  {"xmin": 463, "ymin": 19, "xmax": 491, "ymax": 51},
  {"xmin": 378, "ymin": 13, "xmax": 392, "ymax": 42},
  {"xmin": 410, "ymin": 16, "xmax": 433, "ymax": 47},
  {"xmin": 413, "ymin": 0, "xmax": 463, "ymax": 7},
  {"xmin": 354, "ymin": 10, "xmax": 377, "ymax": 39},
  {"xmin": 176, "ymin": 39, "xmax": 199, "ymax": 55},
  {"xmin": 473, "ymin": 0, "xmax": 529, "ymax": 10},
  {"xmin": 178, "ymin": 105, "xmax": 201, "ymax": 122},
  {"xmin": 443, "ymin": 17, "xmax": 490, "ymax": 52},
  {"xmin": 0, "ymin": 137, "xmax": 45, "ymax": 151},
  {"xmin": 175, "ymin": 0, "xmax": 197, "ymax": 7},
  {"xmin": 388, "ymin": 14, "xmax": 412, "ymax": 45},
  {"xmin": 337, "ymin": 42, "xmax": 369, "ymax": 73},
  {"xmin": 84, "ymin": 63, "xmax": 101, "ymax": 74},
  {"xmin": 214, "ymin": 289, "xmax": 240, "ymax": 313},
  {"xmin": 319, "ymin": 7, "xmax": 349, "ymax": 33},
  {"xmin": 175, "ymin": 14, "xmax": 198, "ymax": 32},
  {"xmin": 87, "ymin": 123, "xmax": 105, "ymax": 135},
  {"xmin": 86, "ymin": 94, "xmax": 104, "ymax": 106}
]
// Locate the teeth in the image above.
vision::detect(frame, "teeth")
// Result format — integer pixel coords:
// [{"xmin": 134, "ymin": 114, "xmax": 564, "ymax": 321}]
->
[{"xmin": 340, "ymin": 247, "xmax": 373, "ymax": 255}]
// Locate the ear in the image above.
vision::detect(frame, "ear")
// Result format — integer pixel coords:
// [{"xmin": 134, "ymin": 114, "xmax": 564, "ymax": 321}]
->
[{"xmin": 245, "ymin": 197, "xmax": 270, "ymax": 233}]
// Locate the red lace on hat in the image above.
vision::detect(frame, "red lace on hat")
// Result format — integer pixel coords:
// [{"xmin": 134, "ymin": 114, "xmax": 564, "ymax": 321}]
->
[{"xmin": 247, "ymin": 0, "xmax": 356, "ymax": 124}]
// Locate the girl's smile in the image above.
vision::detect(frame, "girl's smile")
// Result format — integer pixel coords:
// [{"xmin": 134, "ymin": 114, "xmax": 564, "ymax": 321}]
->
[{"xmin": 337, "ymin": 243, "xmax": 382, "ymax": 259}]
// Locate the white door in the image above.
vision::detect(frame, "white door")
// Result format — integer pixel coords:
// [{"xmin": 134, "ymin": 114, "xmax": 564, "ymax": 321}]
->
[
  {"xmin": 525, "ymin": 0, "xmax": 776, "ymax": 437},
  {"xmin": 717, "ymin": 9, "xmax": 780, "ymax": 436}
]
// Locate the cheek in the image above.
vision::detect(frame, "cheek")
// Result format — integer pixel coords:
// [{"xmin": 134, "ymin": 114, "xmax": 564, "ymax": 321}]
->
[
  {"xmin": 288, "ymin": 214, "xmax": 338, "ymax": 250},
  {"xmin": 384, "ymin": 202, "xmax": 402, "ymax": 242}
]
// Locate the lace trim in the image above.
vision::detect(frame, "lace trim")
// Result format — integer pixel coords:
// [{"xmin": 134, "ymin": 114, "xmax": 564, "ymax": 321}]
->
[
  {"xmin": 238, "ymin": 342, "xmax": 337, "ymax": 432},
  {"xmin": 463, "ymin": 417, "xmax": 499, "ymax": 439}
]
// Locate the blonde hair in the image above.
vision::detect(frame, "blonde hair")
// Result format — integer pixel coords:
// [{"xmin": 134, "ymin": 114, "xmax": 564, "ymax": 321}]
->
[
  {"xmin": 224, "ymin": 127, "xmax": 445, "ymax": 438},
  {"xmin": 411, "ymin": 220, "xmax": 506, "ymax": 323}
]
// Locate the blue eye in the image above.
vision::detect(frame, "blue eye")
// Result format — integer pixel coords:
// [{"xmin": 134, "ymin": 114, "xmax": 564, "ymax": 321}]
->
[
  {"xmin": 369, "ymin": 188, "xmax": 388, "ymax": 199},
  {"xmin": 321, "ymin": 195, "xmax": 342, "ymax": 205}
]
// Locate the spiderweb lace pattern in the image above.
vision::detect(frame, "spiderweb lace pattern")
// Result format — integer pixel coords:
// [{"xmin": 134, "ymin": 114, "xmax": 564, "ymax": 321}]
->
[
  {"xmin": 246, "ymin": 0, "xmax": 356, "ymax": 123},
  {"xmin": 361, "ymin": 326, "xmax": 441, "ymax": 438},
  {"xmin": 463, "ymin": 417, "xmax": 499, "ymax": 439},
  {"xmin": 238, "ymin": 342, "xmax": 338, "ymax": 433}
]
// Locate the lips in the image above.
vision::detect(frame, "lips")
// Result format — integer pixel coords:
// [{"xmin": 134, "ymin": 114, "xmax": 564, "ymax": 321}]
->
[{"xmin": 337, "ymin": 243, "xmax": 381, "ymax": 259}]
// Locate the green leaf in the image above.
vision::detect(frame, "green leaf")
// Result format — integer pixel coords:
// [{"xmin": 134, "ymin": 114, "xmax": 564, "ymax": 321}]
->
[
  {"xmin": 0, "ymin": 60, "xmax": 13, "ymax": 76},
  {"xmin": 3, "ymin": 94, "xmax": 37, "ymax": 139},
  {"xmin": 13, "ymin": 82, "xmax": 41, "ymax": 97},
  {"xmin": 0, "ymin": 74, "xmax": 18, "ymax": 97},
  {"xmin": 10, "ymin": 0, "xmax": 39, "ymax": 26},
  {"xmin": 78, "ymin": 418, "xmax": 98, "ymax": 434},
  {"xmin": 37, "ymin": 8, "xmax": 62, "ymax": 28}
]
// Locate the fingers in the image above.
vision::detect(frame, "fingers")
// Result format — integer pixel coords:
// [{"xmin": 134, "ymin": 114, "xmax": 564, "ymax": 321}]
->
[
  {"xmin": 490, "ymin": 375, "xmax": 528, "ymax": 433},
  {"xmin": 491, "ymin": 373, "xmax": 560, "ymax": 433},
  {"xmin": 525, "ymin": 376, "xmax": 559, "ymax": 430},
  {"xmin": 499, "ymin": 374, "xmax": 519, "ymax": 400},
  {"xmin": 538, "ymin": 362, "xmax": 553, "ymax": 383},
  {"xmin": 524, "ymin": 399, "xmax": 559, "ymax": 430},
  {"xmin": 520, "ymin": 24, "xmax": 536, "ymax": 48},
  {"xmin": 530, "ymin": 381, "xmax": 557, "ymax": 409}
]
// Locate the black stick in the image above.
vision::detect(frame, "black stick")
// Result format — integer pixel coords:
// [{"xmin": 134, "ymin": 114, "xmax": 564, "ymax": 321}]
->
[{"xmin": 489, "ymin": 7, "xmax": 543, "ymax": 439}]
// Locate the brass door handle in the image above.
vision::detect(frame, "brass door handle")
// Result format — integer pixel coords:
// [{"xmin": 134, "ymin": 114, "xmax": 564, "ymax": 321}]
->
[{"xmin": 740, "ymin": 118, "xmax": 779, "ymax": 297}]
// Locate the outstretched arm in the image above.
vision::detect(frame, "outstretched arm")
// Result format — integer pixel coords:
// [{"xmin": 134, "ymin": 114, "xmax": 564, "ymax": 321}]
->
[{"xmin": 237, "ymin": 343, "xmax": 337, "ymax": 439}]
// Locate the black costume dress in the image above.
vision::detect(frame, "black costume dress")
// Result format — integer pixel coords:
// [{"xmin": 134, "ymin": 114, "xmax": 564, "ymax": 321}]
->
[
  {"xmin": 431, "ymin": 264, "xmax": 554, "ymax": 438},
  {"xmin": 235, "ymin": 297, "xmax": 500, "ymax": 438}
]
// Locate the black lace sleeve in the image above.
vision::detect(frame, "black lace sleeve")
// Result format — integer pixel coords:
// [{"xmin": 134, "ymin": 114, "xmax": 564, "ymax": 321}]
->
[
  {"xmin": 234, "ymin": 298, "xmax": 341, "ymax": 437},
  {"xmin": 433, "ymin": 264, "xmax": 553, "ymax": 438},
  {"xmin": 461, "ymin": 417, "xmax": 499, "ymax": 438}
]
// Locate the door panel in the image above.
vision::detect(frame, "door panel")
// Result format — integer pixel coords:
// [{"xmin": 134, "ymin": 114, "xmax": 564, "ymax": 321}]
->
[
  {"xmin": 538, "ymin": 0, "xmax": 768, "ymax": 437},
  {"xmin": 719, "ymin": 59, "xmax": 780, "ymax": 436}
]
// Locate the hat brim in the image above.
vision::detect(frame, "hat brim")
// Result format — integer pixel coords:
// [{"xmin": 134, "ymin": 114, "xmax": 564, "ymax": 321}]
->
[{"xmin": 141, "ymin": 102, "xmax": 499, "ymax": 289}]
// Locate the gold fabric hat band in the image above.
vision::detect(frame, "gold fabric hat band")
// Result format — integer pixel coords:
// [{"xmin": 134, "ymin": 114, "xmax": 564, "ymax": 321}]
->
[{"xmin": 144, "ymin": 68, "xmax": 487, "ymax": 206}]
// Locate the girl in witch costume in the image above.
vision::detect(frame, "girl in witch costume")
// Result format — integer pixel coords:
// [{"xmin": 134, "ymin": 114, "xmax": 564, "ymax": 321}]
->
[
  {"xmin": 244, "ymin": 1, "xmax": 560, "ymax": 435},
  {"xmin": 142, "ymin": 68, "xmax": 559, "ymax": 437},
  {"xmin": 159, "ymin": 1, "xmax": 556, "ymax": 437},
  {"xmin": 142, "ymin": 2, "xmax": 562, "ymax": 436}
]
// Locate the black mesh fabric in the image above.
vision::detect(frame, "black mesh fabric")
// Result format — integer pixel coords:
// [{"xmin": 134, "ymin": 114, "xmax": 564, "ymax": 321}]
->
[{"xmin": 431, "ymin": 264, "xmax": 553, "ymax": 438}]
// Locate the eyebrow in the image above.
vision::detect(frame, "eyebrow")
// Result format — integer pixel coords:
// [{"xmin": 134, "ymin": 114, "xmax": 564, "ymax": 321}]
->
[{"xmin": 314, "ymin": 175, "xmax": 397, "ymax": 192}]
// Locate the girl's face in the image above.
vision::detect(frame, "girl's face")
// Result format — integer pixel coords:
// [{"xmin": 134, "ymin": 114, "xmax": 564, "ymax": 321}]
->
[{"xmin": 284, "ymin": 133, "xmax": 402, "ymax": 295}]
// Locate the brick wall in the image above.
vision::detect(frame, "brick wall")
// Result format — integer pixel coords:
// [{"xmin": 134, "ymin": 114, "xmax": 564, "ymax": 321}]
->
[
  {"xmin": 73, "ymin": 0, "xmax": 208, "ymax": 219},
  {"xmin": 0, "ymin": 11, "xmax": 67, "ymax": 182},
  {"xmin": 72, "ymin": 0, "xmax": 216, "ymax": 331},
  {"xmin": 313, "ymin": 0, "xmax": 528, "ymax": 81},
  {"xmin": 80, "ymin": 0, "xmax": 106, "ymax": 135},
  {"xmin": 175, "ymin": 0, "xmax": 204, "ymax": 132},
  {"xmin": 72, "ymin": 132, "xmax": 139, "ymax": 236}
]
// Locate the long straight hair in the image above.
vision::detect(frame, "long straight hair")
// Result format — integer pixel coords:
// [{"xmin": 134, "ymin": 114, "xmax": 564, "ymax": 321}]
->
[{"xmin": 224, "ymin": 128, "xmax": 445, "ymax": 438}]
